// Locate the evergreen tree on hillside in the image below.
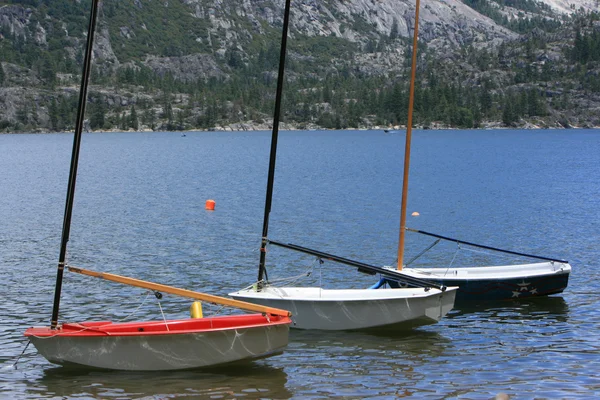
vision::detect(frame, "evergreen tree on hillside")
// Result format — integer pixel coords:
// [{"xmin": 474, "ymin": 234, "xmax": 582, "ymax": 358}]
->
[
  {"xmin": 571, "ymin": 29, "xmax": 600, "ymax": 63},
  {"xmin": 130, "ymin": 105, "xmax": 138, "ymax": 130},
  {"xmin": 90, "ymin": 100, "xmax": 106, "ymax": 130},
  {"xmin": 527, "ymin": 89, "xmax": 547, "ymax": 116},
  {"xmin": 143, "ymin": 108, "xmax": 156, "ymax": 130},
  {"xmin": 502, "ymin": 95, "xmax": 518, "ymax": 126},
  {"xmin": 390, "ymin": 19, "xmax": 399, "ymax": 41},
  {"xmin": 120, "ymin": 112, "xmax": 127, "ymax": 131},
  {"xmin": 48, "ymin": 99, "xmax": 59, "ymax": 131}
]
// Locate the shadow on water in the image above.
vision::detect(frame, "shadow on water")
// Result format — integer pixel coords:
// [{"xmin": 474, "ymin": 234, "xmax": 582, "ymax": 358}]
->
[
  {"xmin": 36, "ymin": 362, "xmax": 291, "ymax": 399},
  {"xmin": 449, "ymin": 295, "xmax": 569, "ymax": 321},
  {"xmin": 290, "ymin": 327, "xmax": 450, "ymax": 357}
]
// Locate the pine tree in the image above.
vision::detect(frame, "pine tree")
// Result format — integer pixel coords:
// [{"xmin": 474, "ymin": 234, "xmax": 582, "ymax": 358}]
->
[
  {"xmin": 143, "ymin": 108, "xmax": 156, "ymax": 130},
  {"xmin": 40, "ymin": 57, "xmax": 56, "ymax": 88},
  {"xmin": 519, "ymin": 91, "xmax": 528, "ymax": 117},
  {"xmin": 129, "ymin": 105, "xmax": 138, "ymax": 130},
  {"xmin": 502, "ymin": 96, "xmax": 517, "ymax": 126},
  {"xmin": 176, "ymin": 110, "xmax": 184, "ymax": 130},
  {"xmin": 90, "ymin": 100, "xmax": 106, "ymax": 130},
  {"xmin": 322, "ymin": 83, "xmax": 332, "ymax": 103},
  {"xmin": 48, "ymin": 99, "xmax": 59, "ymax": 131},
  {"xmin": 527, "ymin": 89, "xmax": 546, "ymax": 117},
  {"xmin": 16, "ymin": 106, "xmax": 28, "ymax": 125},
  {"xmin": 390, "ymin": 19, "xmax": 399, "ymax": 41},
  {"xmin": 479, "ymin": 84, "xmax": 493, "ymax": 117},
  {"xmin": 120, "ymin": 112, "xmax": 127, "ymax": 130}
]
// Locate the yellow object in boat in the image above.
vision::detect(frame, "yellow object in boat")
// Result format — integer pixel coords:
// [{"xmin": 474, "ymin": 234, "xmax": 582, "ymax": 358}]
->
[{"xmin": 190, "ymin": 301, "xmax": 203, "ymax": 318}]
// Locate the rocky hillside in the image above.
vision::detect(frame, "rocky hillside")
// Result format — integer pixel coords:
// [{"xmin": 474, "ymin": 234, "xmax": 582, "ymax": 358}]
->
[{"xmin": 0, "ymin": 0, "xmax": 599, "ymax": 132}]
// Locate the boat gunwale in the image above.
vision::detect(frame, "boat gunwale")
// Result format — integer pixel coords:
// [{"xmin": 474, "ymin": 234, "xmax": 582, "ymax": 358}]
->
[
  {"xmin": 391, "ymin": 262, "xmax": 571, "ymax": 281},
  {"xmin": 25, "ymin": 315, "xmax": 292, "ymax": 338},
  {"xmin": 230, "ymin": 286, "xmax": 458, "ymax": 302}
]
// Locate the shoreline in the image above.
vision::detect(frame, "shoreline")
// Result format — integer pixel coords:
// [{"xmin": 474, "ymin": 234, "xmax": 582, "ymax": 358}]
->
[
  {"xmin": 3, "ymin": 124, "xmax": 600, "ymax": 134},
  {"xmin": 0, "ymin": 126, "xmax": 600, "ymax": 135}
]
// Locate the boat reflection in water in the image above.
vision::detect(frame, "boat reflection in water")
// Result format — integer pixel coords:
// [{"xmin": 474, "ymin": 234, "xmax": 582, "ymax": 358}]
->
[
  {"xmin": 447, "ymin": 295, "xmax": 570, "ymax": 321},
  {"xmin": 38, "ymin": 363, "xmax": 291, "ymax": 399}
]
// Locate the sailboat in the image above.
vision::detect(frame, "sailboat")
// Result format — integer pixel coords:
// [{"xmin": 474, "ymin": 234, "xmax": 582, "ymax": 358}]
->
[
  {"xmin": 382, "ymin": 229, "xmax": 571, "ymax": 303},
  {"xmin": 229, "ymin": 0, "xmax": 457, "ymax": 330},
  {"xmin": 373, "ymin": 7, "xmax": 571, "ymax": 304},
  {"xmin": 24, "ymin": 0, "xmax": 291, "ymax": 371}
]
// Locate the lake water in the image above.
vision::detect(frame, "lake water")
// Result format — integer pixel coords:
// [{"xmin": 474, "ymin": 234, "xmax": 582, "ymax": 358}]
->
[{"xmin": 1, "ymin": 129, "xmax": 599, "ymax": 399}]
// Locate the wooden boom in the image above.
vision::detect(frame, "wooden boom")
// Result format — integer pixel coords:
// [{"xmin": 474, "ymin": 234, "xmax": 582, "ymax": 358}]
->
[{"xmin": 68, "ymin": 266, "xmax": 291, "ymax": 317}]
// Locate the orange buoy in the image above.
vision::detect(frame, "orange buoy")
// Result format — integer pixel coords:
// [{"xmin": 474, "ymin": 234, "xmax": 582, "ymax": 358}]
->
[
  {"xmin": 411, "ymin": 211, "xmax": 420, "ymax": 216},
  {"xmin": 205, "ymin": 199, "xmax": 215, "ymax": 211}
]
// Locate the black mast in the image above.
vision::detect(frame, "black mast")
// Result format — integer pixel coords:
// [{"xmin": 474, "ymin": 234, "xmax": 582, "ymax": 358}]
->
[
  {"xmin": 50, "ymin": 0, "xmax": 100, "ymax": 329},
  {"xmin": 257, "ymin": 0, "xmax": 292, "ymax": 285}
]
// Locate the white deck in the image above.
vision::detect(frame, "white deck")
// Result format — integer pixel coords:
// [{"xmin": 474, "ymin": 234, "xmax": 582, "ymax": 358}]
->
[
  {"xmin": 391, "ymin": 262, "xmax": 571, "ymax": 281},
  {"xmin": 234, "ymin": 287, "xmax": 445, "ymax": 301}
]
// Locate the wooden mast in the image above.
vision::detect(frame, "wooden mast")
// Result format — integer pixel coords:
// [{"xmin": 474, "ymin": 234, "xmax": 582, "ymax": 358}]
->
[
  {"xmin": 397, "ymin": 0, "xmax": 421, "ymax": 270},
  {"xmin": 50, "ymin": 0, "xmax": 100, "ymax": 329},
  {"xmin": 257, "ymin": 0, "xmax": 292, "ymax": 286}
]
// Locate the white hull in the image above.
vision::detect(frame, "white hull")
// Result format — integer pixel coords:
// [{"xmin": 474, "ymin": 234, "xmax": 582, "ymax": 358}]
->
[
  {"xmin": 230, "ymin": 287, "xmax": 457, "ymax": 330},
  {"xmin": 26, "ymin": 317, "xmax": 290, "ymax": 371}
]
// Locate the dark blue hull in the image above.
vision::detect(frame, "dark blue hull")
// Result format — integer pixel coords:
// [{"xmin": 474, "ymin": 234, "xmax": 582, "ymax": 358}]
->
[{"xmin": 384, "ymin": 272, "xmax": 570, "ymax": 304}]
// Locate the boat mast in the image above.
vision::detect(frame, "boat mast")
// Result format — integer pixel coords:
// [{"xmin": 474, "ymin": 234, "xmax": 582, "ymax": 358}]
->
[
  {"xmin": 257, "ymin": 0, "xmax": 292, "ymax": 286},
  {"xmin": 397, "ymin": 0, "xmax": 421, "ymax": 271},
  {"xmin": 50, "ymin": 0, "xmax": 100, "ymax": 329}
]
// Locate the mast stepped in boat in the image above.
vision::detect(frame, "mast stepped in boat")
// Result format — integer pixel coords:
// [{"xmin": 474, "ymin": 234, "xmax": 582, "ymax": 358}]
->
[
  {"xmin": 230, "ymin": 0, "xmax": 457, "ymax": 331},
  {"xmin": 397, "ymin": 0, "xmax": 422, "ymax": 271},
  {"xmin": 25, "ymin": 0, "xmax": 291, "ymax": 370},
  {"xmin": 50, "ymin": 0, "xmax": 99, "ymax": 329},
  {"xmin": 257, "ymin": 0, "xmax": 292, "ymax": 288}
]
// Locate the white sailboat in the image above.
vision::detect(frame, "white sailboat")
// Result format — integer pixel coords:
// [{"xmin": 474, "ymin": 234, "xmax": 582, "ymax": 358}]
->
[
  {"xmin": 232, "ymin": 287, "xmax": 454, "ymax": 331},
  {"xmin": 230, "ymin": 0, "xmax": 457, "ymax": 330}
]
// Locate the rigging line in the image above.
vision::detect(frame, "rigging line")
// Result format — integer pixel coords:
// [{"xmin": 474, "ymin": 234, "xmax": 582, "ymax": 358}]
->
[
  {"xmin": 457, "ymin": 244, "xmax": 525, "ymax": 260},
  {"xmin": 404, "ymin": 239, "xmax": 441, "ymax": 267},
  {"xmin": 443, "ymin": 243, "xmax": 461, "ymax": 277},
  {"xmin": 12, "ymin": 341, "xmax": 31, "ymax": 370},
  {"xmin": 252, "ymin": 256, "xmax": 318, "ymax": 288},
  {"xmin": 266, "ymin": 268, "xmax": 313, "ymax": 286},
  {"xmin": 26, "ymin": 324, "xmax": 94, "ymax": 339},
  {"xmin": 268, "ymin": 239, "xmax": 446, "ymax": 291},
  {"xmin": 156, "ymin": 298, "xmax": 170, "ymax": 332},
  {"xmin": 406, "ymin": 228, "xmax": 568, "ymax": 263},
  {"xmin": 204, "ymin": 302, "xmax": 227, "ymax": 316},
  {"xmin": 114, "ymin": 291, "xmax": 152, "ymax": 323}
]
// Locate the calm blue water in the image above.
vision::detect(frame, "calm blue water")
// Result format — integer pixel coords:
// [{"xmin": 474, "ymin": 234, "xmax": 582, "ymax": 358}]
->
[{"xmin": 1, "ymin": 129, "xmax": 599, "ymax": 399}]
